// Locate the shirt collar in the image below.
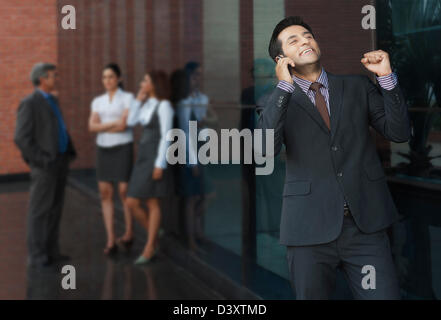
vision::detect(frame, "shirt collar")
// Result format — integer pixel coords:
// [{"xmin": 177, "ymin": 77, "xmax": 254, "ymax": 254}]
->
[
  {"xmin": 38, "ymin": 89, "xmax": 51, "ymax": 99},
  {"xmin": 147, "ymin": 96, "xmax": 159, "ymax": 105},
  {"xmin": 107, "ymin": 88, "xmax": 123, "ymax": 100},
  {"xmin": 292, "ymin": 67, "xmax": 328, "ymax": 94}
]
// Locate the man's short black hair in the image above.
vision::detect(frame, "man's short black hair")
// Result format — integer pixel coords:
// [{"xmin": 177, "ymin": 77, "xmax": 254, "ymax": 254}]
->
[{"xmin": 268, "ymin": 16, "xmax": 314, "ymax": 62}]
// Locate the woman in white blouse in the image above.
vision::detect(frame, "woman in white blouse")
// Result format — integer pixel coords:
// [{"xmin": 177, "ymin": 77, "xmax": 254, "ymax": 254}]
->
[
  {"xmin": 124, "ymin": 71, "xmax": 174, "ymax": 265},
  {"xmin": 88, "ymin": 63, "xmax": 135, "ymax": 255}
]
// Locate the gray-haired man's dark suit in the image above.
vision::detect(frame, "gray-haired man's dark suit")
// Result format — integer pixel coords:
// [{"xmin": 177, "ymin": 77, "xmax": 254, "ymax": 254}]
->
[
  {"xmin": 14, "ymin": 90, "xmax": 76, "ymax": 268},
  {"xmin": 256, "ymin": 72, "xmax": 411, "ymax": 299}
]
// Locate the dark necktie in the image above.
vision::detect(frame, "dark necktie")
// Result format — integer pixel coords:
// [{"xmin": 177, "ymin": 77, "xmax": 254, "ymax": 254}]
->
[
  {"xmin": 310, "ymin": 82, "xmax": 330, "ymax": 131},
  {"xmin": 46, "ymin": 94, "xmax": 69, "ymax": 153}
]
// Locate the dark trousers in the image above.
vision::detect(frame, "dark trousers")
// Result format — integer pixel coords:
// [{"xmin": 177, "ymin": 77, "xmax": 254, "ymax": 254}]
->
[
  {"xmin": 27, "ymin": 154, "xmax": 69, "ymax": 266},
  {"xmin": 286, "ymin": 213, "xmax": 400, "ymax": 300}
]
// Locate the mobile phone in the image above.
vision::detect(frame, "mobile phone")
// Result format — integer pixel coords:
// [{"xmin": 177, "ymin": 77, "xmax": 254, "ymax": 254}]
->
[{"xmin": 276, "ymin": 54, "xmax": 294, "ymax": 74}]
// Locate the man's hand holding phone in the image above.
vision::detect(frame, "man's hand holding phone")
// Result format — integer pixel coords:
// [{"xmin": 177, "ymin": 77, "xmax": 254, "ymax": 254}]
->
[{"xmin": 275, "ymin": 55, "xmax": 295, "ymax": 84}]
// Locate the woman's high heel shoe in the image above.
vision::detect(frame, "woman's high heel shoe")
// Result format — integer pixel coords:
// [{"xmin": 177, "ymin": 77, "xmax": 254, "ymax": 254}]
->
[
  {"xmin": 103, "ymin": 244, "xmax": 118, "ymax": 256},
  {"xmin": 116, "ymin": 237, "xmax": 134, "ymax": 251},
  {"xmin": 133, "ymin": 248, "xmax": 157, "ymax": 265}
]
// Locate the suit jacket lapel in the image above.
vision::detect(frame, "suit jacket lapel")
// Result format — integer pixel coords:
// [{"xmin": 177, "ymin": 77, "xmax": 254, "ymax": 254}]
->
[
  {"xmin": 327, "ymin": 73, "xmax": 344, "ymax": 143},
  {"xmin": 290, "ymin": 80, "xmax": 330, "ymax": 135},
  {"xmin": 33, "ymin": 90, "xmax": 59, "ymax": 151},
  {"xmin": 33, "ymin": 90, "xmax": 57, "ymax": 121},
  {"xmin": 289, "ymin": 73, "xmax": 345, "ymax": 141}
]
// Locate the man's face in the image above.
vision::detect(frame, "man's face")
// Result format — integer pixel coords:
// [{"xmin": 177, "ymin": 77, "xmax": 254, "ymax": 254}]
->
[
  {"xmin": 190, "ymin": 67, "xmax": 202, "ymax": 91},
  {"xmin": 40, "ymin": 70, "xmax": 58, "ymax": 91},
  {"xmin": 278, "ymin": 25, "xmax": 321, "ymax": 67}
]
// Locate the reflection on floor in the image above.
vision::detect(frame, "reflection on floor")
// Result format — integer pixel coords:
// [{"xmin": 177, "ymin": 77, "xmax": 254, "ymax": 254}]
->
[
  {"xmin": 68, "ymin": 164, "xmax": 441, "ymax": 300},
  {"xmin": 0, "ymin": 181, "xmax": 221, "ymax": 300},
  {"xmin": 204, "ymin": 164, "xmax": 242, "ymax": 253},
  {"xmin": 200, "ymin": 162, "xmax": 441, "ymax": 300},
  {"xmin": 390, "ymin": 182, "xmax": 441, "ymax": 300},
  {"xmin": 256, "ymin": 233, "xmax": 287, "ymax": 279}
]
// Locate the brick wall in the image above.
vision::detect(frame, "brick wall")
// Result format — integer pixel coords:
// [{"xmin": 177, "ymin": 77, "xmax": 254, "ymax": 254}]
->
[
  {"xmin": 53, "ymin": 0, "xmax": 202, "ymax": 172},
  {"xmin": 0, "ymin": 0, "xmax": 58, "ymax": 174},
  {"xmin": 285, "ymin": 0, "xmax": 376, "ymax": 76},
  {"xmin": 1, "ymin": 0, "xmax": 382, "ymax": 174},
  {"xmin": 0, "ymin": 0, "xmax": 204, "ymax": 174},
  {"xmin": 55, "ymin": 0, "xmax": 205, "ymax": 171}
]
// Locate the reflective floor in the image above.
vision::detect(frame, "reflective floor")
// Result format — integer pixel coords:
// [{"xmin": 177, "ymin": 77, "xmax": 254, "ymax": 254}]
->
[
  {"xmin": 42, "ymin": 168, "xmax": 441, "ymax": 300},
  {"xmin": 0, "ymin": 181, "xmax": 221, "ymax": 300}
]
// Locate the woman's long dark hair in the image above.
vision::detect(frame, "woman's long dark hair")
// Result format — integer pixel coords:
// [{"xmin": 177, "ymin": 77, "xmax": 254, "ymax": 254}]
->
[{"xmin": 148, "ymin": 70, "xmax": 170, "ymax": 101}]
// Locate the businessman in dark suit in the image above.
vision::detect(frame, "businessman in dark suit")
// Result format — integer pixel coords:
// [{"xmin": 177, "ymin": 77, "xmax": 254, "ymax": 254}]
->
[
  {"xmin": 256, "ymin": 17, "xmax": 411, "ymax": 299},
  {"xmin": 15, "ymin": 63, "xmax": 76, "ymax": 270}
]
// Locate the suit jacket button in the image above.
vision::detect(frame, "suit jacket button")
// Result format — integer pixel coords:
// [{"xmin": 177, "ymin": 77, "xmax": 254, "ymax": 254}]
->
[
  {"xmin": 337, "ymin": 172, "xmax": 343, "ymax": 177},
  {"xmin": 332, "ymin": 146, "xmax": 338, "ymax": 151}
]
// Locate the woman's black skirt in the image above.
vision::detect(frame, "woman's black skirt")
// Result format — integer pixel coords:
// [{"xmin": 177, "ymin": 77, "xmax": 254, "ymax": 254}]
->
[{"xmin": 96, "ymin": 142, "xmax": 133, "ymax": 182}]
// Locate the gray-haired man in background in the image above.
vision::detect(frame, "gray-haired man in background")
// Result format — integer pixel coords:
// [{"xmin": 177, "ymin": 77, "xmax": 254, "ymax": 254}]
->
[{"xmin": 14, "ymin": 63, "xmax": 76, "ymax": 271}]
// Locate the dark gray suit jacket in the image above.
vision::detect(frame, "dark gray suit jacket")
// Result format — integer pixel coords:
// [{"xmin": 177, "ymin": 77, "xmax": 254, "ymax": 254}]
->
[
  {"xmin": 14, "ymin": 90, "xmax": 76, "ymax": 169},
  {"xmin": 256, "ymin": 72, "xmax": 411, "ymax": 246}
]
